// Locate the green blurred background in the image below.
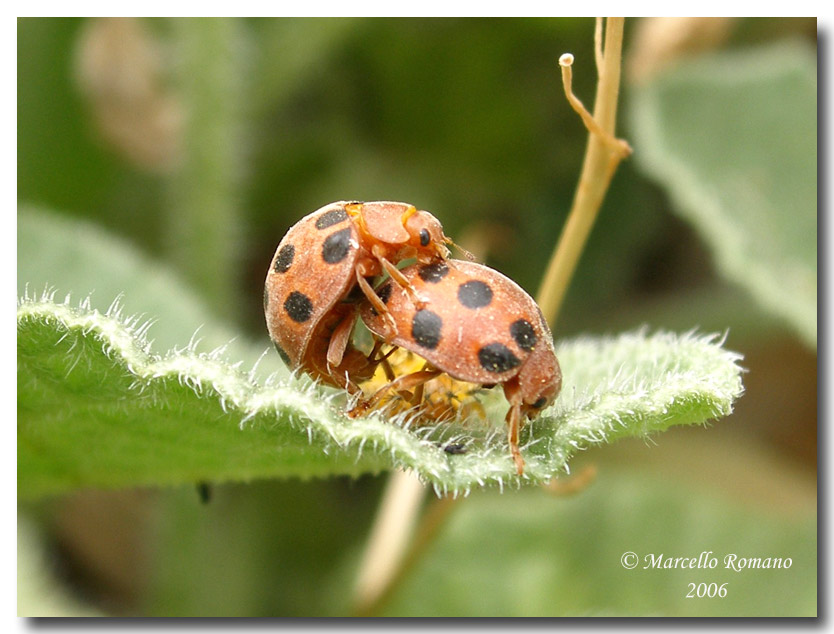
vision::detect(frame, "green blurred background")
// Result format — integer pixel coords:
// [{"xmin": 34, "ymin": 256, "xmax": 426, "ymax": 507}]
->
[{"xmin": 17, "ymin": 17, "xmax": 816, "ymax": 616}]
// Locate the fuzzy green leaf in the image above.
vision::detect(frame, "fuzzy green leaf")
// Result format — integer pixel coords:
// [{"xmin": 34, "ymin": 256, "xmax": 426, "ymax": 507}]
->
[
  {"xmin": 628, "ymin": 42, "xmax": 817, "ymax": 347},
  {"xmin": 18, "ymin": 293, "xmax": 744, "ymax": 499}
]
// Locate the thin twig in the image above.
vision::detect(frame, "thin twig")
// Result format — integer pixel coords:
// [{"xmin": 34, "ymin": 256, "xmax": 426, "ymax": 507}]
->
[
  {"xmin": 558, "ymin": 54, "xmax": 630, "ymax": 157},
  {"xmin": 353, "ymin": 492, "xmax": 459, "ymax": 616},
  {"xmin": 536, "ymin": 18, "xmax": 631, "ymax": 325},
  {"xmin": 352, "ymin": 470, "xmax": 426, "ymax": 613}
]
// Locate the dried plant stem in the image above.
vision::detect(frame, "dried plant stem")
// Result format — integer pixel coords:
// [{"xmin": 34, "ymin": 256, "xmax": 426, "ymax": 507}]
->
[
  {"xmin": 352, "ymin": 18, "xmax": 630, "ymax": 617},
  {"xmin": 352, "ymin": 470, "xmax": 426, "ymax": 613},
  {"xmin": 536, "ymin": 17, "xmax": 632, "ymax": 325},
  {"xmin": 353, "ymin": 475, "xmax": 457, "ymax": 616}
]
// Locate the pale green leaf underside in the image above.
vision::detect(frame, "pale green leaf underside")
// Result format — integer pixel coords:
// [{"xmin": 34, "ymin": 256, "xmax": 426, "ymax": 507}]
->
[
  {"xmin": 629, "ymin": 42, "xmax": 817, "ymax": 347},
  {"xmin": 18, "ymin": 296, "xmax": 744, "ymax": 499}
]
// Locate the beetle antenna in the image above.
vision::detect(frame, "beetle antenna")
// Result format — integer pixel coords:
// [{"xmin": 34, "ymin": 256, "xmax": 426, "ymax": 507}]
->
[{"xmin": 445, "ymin": 237, "xmax": 478, "ymax": 262}]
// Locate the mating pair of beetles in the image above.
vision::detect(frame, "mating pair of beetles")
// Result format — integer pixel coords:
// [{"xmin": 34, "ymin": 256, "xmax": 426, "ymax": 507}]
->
[{"xmin": 264, "ymin": 201, "xmax": 562, "ymax": 474}]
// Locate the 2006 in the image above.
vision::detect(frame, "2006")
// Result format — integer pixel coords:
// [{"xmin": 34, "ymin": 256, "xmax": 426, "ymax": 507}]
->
[{"xmin": 686, "ymin": 582, "xmax": 728, "ymax": 598}]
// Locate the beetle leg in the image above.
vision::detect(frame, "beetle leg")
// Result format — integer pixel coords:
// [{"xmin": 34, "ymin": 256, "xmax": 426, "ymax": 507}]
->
[
  {"xmin": 503, "ymin": 381, "xmax": 526, "ymax": 475},
  {"xmin": 326, "ymin": 310, "xmax": 357, "ymax": 370},
  {"xmin": 378, "ymin": 257, "xmax": 426, "ymax": 308},
  {"xmin": 348, "ymin": 368, "xmax": 442, "ymax": 418},
  {"xmin": 408, "ymin": 361, "xmax": 437, "ymax": 406},
  {"xmin": 411, "ymin": 377, "xmax": 426, "ymax": 407},
  {"xmin": 507, "ymin": 403, "xmax": 525, "ymax": 476},
  {"xmin": 365, "ymin": 340, "xmax": 398, "ymax": 382},
  {"xmin": 368, "ymin": 368, "xmax": 441, "ymax": 408},
  {"xmin": 355, "ymin": 267, "xmax": 399, "ymax": 340}
]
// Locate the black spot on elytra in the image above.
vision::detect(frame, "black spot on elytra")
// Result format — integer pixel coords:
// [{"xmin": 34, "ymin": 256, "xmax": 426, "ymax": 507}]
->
[
  {"xmin": 531, "ymin": 396, "xmax": 548, "ymax": 409},
  {"xmin": 478, "ymin": 343, "xmax": 520, "ymax": 374},
  {"xmin": 315, "ymin": 208, "xmax": 348, "ymax": 230},
  {"xmin": 419, "ymin": 228, "xmax": 430, "ymax": 246},
  {"xmin": 418, "ymin": 262, "xmax": 449, "ymax": 283},
  {"xmin": 457, "ymin": 280, "xmax": 493, "ymax": 309},
  {"xmin": 411, "ymin": 309, "xmax": 443, "ymax": 349},
  {"xmin": 284, "ymin": 291, "xmax": 313, "ymax": 323},
  {"xmin": 273, "ymin": 341, "xmax": 292, "ymax": 366},
  {"xmin": 510, "ymin": 319, "xmax": 537, "ymax": 351},
  {"xmin": 273, "ymin": 244, "xmax": 294, "ymax": 273},
  {"xmin": 322, "ymin": 227, "xmax": 352, "ymax": 264}
]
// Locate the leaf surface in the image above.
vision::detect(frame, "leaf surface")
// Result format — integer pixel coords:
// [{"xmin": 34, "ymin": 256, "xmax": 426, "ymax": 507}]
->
[
  {"xmin": 629, "ymin": 42, "xmax": 817, "ymax": 347},
  {"xmin": 18, "ymin": 296, "xmax": 744, "ymax": 498}
]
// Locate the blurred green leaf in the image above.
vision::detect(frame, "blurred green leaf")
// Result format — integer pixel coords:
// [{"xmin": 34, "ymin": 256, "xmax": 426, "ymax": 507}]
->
[
  {"xmin": 251, "ymin": 18, "xmax": 360, "ymax": 113},
  {"xmin": 17, "ymin": 18, "xmax": 115, "ymax": 213},
  {"xmin": 144, "ymin": 480, "xmax": 381, "ymax": 616},
  {"xmin": 381, "ymin": 471, "xmax": 816, "ymax": 616},
  {"xmin": 17, "ymin": 18, "xmax": 169, "ymax": 249},
  {"xmin": 166, "ymin": 17, "xmax": 245, "ymax": 323},
  {"xmin": 628, "ymin": 42, "xmax": 816, "ymax": 347}
]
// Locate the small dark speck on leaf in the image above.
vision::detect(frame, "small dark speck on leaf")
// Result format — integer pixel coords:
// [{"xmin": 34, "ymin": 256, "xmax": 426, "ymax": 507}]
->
[{"xmin": 436, "ymin": 442, "xmax": 467, "ymax": 455}]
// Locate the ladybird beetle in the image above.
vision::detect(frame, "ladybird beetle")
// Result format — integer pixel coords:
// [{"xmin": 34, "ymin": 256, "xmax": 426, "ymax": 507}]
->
[
  {"xmin": 356, "ymin": 259, "xmax": 561, "ymax": 474},
  {"xmin": 264, "ymin": 200, "xmax": 451, "ymax": 389}
]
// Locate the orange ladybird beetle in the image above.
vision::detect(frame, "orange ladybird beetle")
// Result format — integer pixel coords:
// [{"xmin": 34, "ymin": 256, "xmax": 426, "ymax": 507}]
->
[
  {"xmin": 357, "ymin": 259, "xmax": 562, "ymax": 475},
  {"xmin": 264, "ymin": 200, "xmax": 452, "ymax": 390}
]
